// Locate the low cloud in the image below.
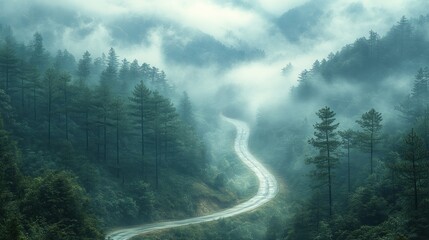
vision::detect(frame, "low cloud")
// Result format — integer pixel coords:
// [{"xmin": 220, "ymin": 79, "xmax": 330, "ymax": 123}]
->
[{"xmin": 1, "ymin": 0, "xmax": 428, "ymax": 120}]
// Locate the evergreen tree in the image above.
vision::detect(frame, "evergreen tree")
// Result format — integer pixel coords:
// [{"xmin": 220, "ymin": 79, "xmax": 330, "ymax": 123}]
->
[
  {"xmin": 94, "ymin": 83, "xmax": 112, "ymax": 163},
  {"xmin": 356, "ymin": 108, "xmax": 383, "ymax": 174},
  {"xmin": 129, "ymin": 59, "xmax": 140, "ymax": 83},
  {"xmin": 129, "ymin": 81, "xmax": 152, "ymax": 179},
  {"xmin": 59, "ymin": 72, "xmax": 71, "ymax": 140},
  {"xmin": 0, "ymin": 113, "xmax": 22, "ymax": 217},
  {"xmin": 42, "ymin": 68, "xmax": 59, "ymax": 149},
  {"xmin": 149, "ymin": 91, "xmax": 178, "ymax": 189},
  {"xmin": 307, "ymin": 106, "xmax": 340, "ymax": 217},
  {"xmin": 119, "ymin": 58, "xmax": 130, "ymax": 92},
  {"xmin": 92, "ymin": 55, "xmax": 105, "ymax": 79},
  {"xmin": 0, "ymin": 36, "xmax": 19, "ymax": 93},
  {"xmin": 179, "ymin": 91, "xmax": 195, "ymax": 127},
  {"xmin": 27, "ymin": 67, "xmax": 41, "ymax": 121},
  {"xmin": 397, "ymin": 68, "xmax": 429, "ymax": 121},
  {"xmin": 29, "ymin": 32, "xmax": 48, "ymax": 71},
  {"xmin": 53, "ymin": 49, "xmax": 76, "ymax": 73},
  {"xmin": 394, "ymin": 16, "xmax": 413, "ymax": 57},
  {"xmin": 77, "ymin": 51, "xmax": 92, "ymax": 85},
  {"xmin": 368, "ymin": 30, "xmax": 380, "ymax": 61},
  {"xmin": 100, "ymin": 48, "xmax": 118, "ymax": 89},
  {"xmin": 140, "ymin": 63, "xmax": 151, "ymax": 81},
  {"xmin": 111, "ymin": 97, "xmax": 125, "ymax": 179},
  {"xmin": 72, "ymin": 84, "xmax": 93, "ymax": 154},
  {"xmin": 395, "ymin": 129, "xmax": 428, "ymax": 210},
  {"xmin": 339, "ymin": 129, "xmax": 355, "ymax": 193},
  {"xmin": 412, "ymin": 68, "xmax": 429, "ymax": 102},
  {"xmin": 119, "ymin": 58, "xmax": 130, "ymax": 81},
  {"xmin": 22, "ymin": 171, "xmax": 103, "ymax": 239},
  {"xmin": 17, "ymin": 61, "xmax": 28, "ymax": 114}
]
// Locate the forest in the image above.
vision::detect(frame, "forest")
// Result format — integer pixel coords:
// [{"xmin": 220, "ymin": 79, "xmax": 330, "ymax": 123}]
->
[
  {"xmin": 123, "ymin": 14, "xmax": 429, "ymax": 240},
  {"xmin": 2, "ymin": 1, "xmax": 429, "ymax": 240},
  {"xmin": 0, "ymin": 24, "xmax": 253, "ymax": 239},
  {"xmin": 251, "ymin": 15, "xmax": 429, "ymax": 240}
]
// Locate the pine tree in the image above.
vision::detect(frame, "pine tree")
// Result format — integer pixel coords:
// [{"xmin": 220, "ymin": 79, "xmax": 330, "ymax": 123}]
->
[
  {"xmin": 356, "ymin": 108, "xmax": 383, "ymax": 174},
  {"xmin": 72, "ymin": 84, "xmax": 93, "ymax": 154},
  {"xmin": 179, "ymin": 91, "xmax": 195, "ymax": 127},
  {"xmin": 54, "ymin": 49, "xmax": 76, "ymax": 73},
  {"xmin": 397, "ymin": 68, "xmax": 429, "ymax": 121},
  {"xmin": 338, "ymin": 129, "xmax": 355, "ymax": 193},
  {"xmin": 129, "ymin": 81, "xmax": 152, "ymax": 179},
  {"xmin": 149, "ymin": 91, "xmax": 178, "ymax": 189},
  {"xmin": 27, "ymin": 67, "xmax": 41, "ymax": 121},
  {"xmin": 94, "ymin": 83, "xmax": 112, "ymax": 163},
  {"xmin": 111, "ymin": 97, "xmax": 125, "ymax": 178},
  {"xmin": 395, "ymin": 129, "xmax": 428, "ymax": 210},
  {"xmin": 307, "ymin": 106, "xmax": 340, "ymax": 217},
  {"xmin": 59, "ymin": 72, "xmax": 71, "ymax": 141},
  {"xmin": 368, "ymin": 30, "xmax": 380, "ymax": 61},
  {"xmin": 42, "ymin": 68, "xmax": 59, "ymax": 149},
  {"xmin": 119, "ymin": 58, "xmax": 130, "ymax": 92},
  {"xmin": 29, "ymin": 32, "xmax": 48, "ymax": 71},
  {"xmin": 0, "ymin": 36, "xmax": 19, "ymax": 93},
  {"xmin": 100, "ymin": 48, "xmax": 118, "ymax": 89},
  {"xmin": 77, "ymin": 51, "xmax": 91, "ymax": 85},
  {"xmin": 129, "ymin": 59, "xmax": 140, "ymax": 82}
]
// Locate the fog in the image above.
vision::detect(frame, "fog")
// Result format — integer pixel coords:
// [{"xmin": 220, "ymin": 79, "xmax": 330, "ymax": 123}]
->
[
  {"xmin": 3, "ymin": 1, "xmax": 429, "ymax": 239},
  {"xmin": 2, "ymin": 0, "xmax": 428, "ymax": 121}
]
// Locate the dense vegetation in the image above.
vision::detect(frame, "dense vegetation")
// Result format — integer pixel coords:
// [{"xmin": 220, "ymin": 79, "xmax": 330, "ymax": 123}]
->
[
  {"xmin": 0, "ymin": 25, "xmax": 246, "ymax": 239},
  {"xmin": 251, "ymin": 15, "xmax": 429, "ymax": 240},
  {"xmin": 104, "ymin": 14, "xmax": 429, "ymax": 240},
  {"xmin": 3, "ymin": 8, "xmax": 429, "ymax": 240}
]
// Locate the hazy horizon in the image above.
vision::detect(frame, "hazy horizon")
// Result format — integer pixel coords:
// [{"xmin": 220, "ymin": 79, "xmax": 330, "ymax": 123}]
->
[{"xmin": 2, "ymin": 0, "xmax": 428, "ymax": 116}]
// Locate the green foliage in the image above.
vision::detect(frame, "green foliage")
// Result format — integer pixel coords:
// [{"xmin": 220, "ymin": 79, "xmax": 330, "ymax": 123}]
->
[
  {"xmin": 253, "ymin": 16, "xmax": 429, "ymax": 240},
  {"xmin": 0, "ymin": 26, "xmax": 221, "ymax": 239},
  {"xmin": 179, "ymin": 91, "xmax": 195, "ymax": 127},
  {"xmin": 356, "ymin": 108, "xmax": 383, "ymax": 174},
  {"xmin": 77, "ymin": 51, "xmax": 92, "ymax": 84},
  {"xmin": 307, "ymin": 106, "xmax": 340, "ymax": 217},
  {"xmin": 264, "ymin": 216, "xmax": 283, "ymax": 240},
  {"xmin": 22, "ymin": 171, "xmax": 104, "ymax": 239},
  {"xmin": 349, "ymin": 186, "xmax": 388, "ymax": 226},
  {"xmin": 128, "ymin": 181, "xmax": 155, "ymax": 220},
  {"xmin": 392, "ymin": 129, "xmax": 428, "ymax": 210}
]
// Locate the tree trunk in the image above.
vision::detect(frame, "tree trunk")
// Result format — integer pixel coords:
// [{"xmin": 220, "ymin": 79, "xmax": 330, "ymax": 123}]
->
[
  {"xmin": 325, "ymin": 116, "xmax": 332, "ymax": 217},
  {"xmin": 370, "ymin": 133, "xmax": 373, "ymax": 174},
  {"xmin": 411, "ymin": 129, "xmax": 418, "ymax": 210},
  {"xmin": 65, "ymin": 84, "xmax": 68, "ymax": 140},
  {"xmin": 370, "ymin": 117, "xmax": 374, "ymax": 174},
  {"xmin": 104, "ymin": 112, "xmax": 107, "ymax": 163},
  {"xmin": 33, "ymin": 86, "xmax": 37, "ymax": 121},
  {"xmin": 116, "ymin": 113, "xmax": 120, "ymax": 179},
  {"xmin": 5, "ymin": 66, "xmax": 9, "ymax": 92},
  {"xmin": 21, "ymin": 76, "xmax": 25, "ymax": 113},
  {"xmin": 97, "ymin": 125, "xmax": 100, "ymax": 162},
  {"xmin": 347, "ymin": 140, "xmax": 351, "ymax": 193},
  {"xmin": 140, "ymin": 97, "xmax": 145, "ymax": 180},
  {"xmin": 48, "ymin": 79, "xmax": 52, "ymax": 149},
  {"xmin": 85, "ymin": 111, "xmax": 89, "ymax": 154}
]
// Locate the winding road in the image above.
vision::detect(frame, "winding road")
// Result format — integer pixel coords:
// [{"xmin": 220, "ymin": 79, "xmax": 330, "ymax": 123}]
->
[{"xmin": 106, "ymin": 116, "xmax": 278, "ymax": 240}]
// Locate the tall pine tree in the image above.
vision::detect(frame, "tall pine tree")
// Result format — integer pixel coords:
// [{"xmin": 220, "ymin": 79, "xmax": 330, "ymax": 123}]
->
[{"xmin": 307, "ymin": 106, "xmax": 340, "ymax": 217}]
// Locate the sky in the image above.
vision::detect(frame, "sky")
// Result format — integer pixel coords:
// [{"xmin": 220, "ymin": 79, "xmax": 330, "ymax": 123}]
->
[{"xmin": 1, "ymin": 0, "xmax": 429, "ymax": 115}]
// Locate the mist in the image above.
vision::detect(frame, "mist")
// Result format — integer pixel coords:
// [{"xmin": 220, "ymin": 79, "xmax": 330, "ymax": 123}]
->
[
  {"xmin": 2, "ymin": 1, "xmax": 429, "ymax": 240},
  {"xmin": 2, "ymin": 0, "xmax": 428, "ymax": 121}
]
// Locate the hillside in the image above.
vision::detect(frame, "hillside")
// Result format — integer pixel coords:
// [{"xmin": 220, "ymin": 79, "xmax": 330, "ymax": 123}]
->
[
  {"xmin": 251, "ymin": 15, "xmax": 429, "ymax": 240},
  {"xmin": 0, "ymin": 26, "xmax": 250, "ymax": 238}
]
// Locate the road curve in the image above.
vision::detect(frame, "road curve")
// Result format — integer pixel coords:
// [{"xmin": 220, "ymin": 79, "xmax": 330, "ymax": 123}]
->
[{"xmin": 106, "ymin": 116, "xmax": 278, "ymax": 240}]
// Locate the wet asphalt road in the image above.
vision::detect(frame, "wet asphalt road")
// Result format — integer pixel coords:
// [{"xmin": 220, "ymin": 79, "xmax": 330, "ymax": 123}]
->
[{"xmin": 106, "ymin": 117, "xmax": 278, "ymax": 240}]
